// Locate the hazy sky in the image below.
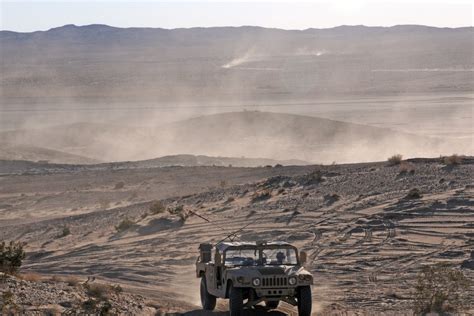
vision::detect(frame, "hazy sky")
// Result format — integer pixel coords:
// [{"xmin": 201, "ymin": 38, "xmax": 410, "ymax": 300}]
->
[{"xmin": 1, "ymin": 0, "xmax": 472, "ymax": 32}]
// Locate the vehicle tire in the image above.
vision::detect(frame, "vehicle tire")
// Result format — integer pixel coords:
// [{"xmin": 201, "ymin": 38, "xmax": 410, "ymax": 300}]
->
[
  {"xmin": 265, "ymin": 300, "xmax": 279, "ymax": 309},
  {"xmin": 200, "ymin": 277, "xmax": 216, "ymax": 310},
  {"xmin": 297, "ymin": 286, "xmax": 312, "ymax": 316},
  {"xmin": 229, "ymin": 286, "xmax": 243, "ymax": 316}
]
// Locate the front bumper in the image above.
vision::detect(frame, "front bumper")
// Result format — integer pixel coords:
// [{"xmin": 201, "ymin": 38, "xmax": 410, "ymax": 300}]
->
[{"xmin": 255, "ymin": 287, "xmax": 295, "ymax": 297}]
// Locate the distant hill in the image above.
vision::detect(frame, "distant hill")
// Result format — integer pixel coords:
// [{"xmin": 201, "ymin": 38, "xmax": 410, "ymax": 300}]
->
[
  {"xmin": 1, "ymin": 111, "xmax": 468, "ymax": 163},
  {"xmin": 1, "ymin": 25, "xmax": 472, "ymax": 102},
  {"xmin": 0, "ymin": 142, "xmax": 100, "ymax": 164}
]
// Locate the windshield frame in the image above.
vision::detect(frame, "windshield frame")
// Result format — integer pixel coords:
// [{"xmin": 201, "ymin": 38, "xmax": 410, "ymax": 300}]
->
[{"xmin": 222, "ymin": 244, "xmax": 300, "ymax": 266}]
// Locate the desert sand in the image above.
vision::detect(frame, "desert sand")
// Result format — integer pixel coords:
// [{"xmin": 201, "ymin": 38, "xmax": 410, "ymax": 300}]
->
[{"xmin": 1, "ymin": 157, "xmax": 472, "ymax": 314}]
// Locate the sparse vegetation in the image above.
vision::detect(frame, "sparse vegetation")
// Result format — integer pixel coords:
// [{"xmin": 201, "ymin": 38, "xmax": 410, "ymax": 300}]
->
[
  {"xmin": 0, "ymin": 241, "xmax": 26, "ymax": 276},
  {"xmin": 149, "ymin": 200, "xmax": 166, "ymax": 214},
  {"xmin": 167, "ymin": 205, "xmax": 189, "ymax": 223},
  {"xmin": 167, "ymin": 204, "xmax": 184, "ymax": 215},
  {"xmin": 387, "ymin": 154, "xmax": 403, "ymax": 166},
  {"xmin": 442, "ymin": 154, "xmax": 463, "ymax": 166},
  {"xmin": 19, "ymin": 272, "xmax": 42, "ymax": 282},
  {"xmin": 299, "ymin": 170, "xmax": 324, "ymax": 185},
  {"xmin": 251, "ymin": 190, "xmax": 272, "ymax": 203},
  {"xmin": 1, "ymin": 290, "xmax": 17, "ymax": 314},
  {"xmin": 64, "ymin": 275, "xmax": 81, "ymax": 286},
  {"xmin": 405, "ymin": 188, "xmax": 422, "ymax": 199},
  {"xmin": 57, "ymin": 226, "xmax": 71, "ymax": 238},
  {"xmin": 115, "ymin": 218, "xmax": 135, "ymax": 232},
  {"xmin": 413, "ymin": 264, "xmax": 470, "ymax": 315},
  {"xmin": 85, "ymin": 283, "xmax": 110, "ymax": 300},
  {"xmin": 324, "ymin": 193, "xmax": 341, "ymax": 204}
]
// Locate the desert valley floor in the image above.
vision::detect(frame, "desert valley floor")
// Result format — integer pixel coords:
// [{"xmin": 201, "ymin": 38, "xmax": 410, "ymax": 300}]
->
[{"xmin": 0, "ymin": 157, "xmax": 473, "ymax": 315}]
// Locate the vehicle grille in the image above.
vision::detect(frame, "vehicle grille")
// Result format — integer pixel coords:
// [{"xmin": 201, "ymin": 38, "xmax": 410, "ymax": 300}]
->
[{"xmin": 262, "ymin": 276, "xmax": 287, "ymax": 287}]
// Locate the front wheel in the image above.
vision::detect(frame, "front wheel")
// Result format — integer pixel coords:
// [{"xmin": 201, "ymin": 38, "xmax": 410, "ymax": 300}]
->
[
  {"xmin": 200, "ymin": 277, "xmax": 216, "ymax": 310},
  {"xmin": 229, "ymin": 286, "xmax": 243, "ymax": 316},
  {"xmin": 297, "ymin": 286, "xmax": 312, "ymax": 316}
]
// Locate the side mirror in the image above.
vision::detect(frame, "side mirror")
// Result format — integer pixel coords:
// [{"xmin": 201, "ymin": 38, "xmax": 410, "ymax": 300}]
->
[{"xmin": 299, "ymin": 251, "xmax": 307, "ymax": 265}]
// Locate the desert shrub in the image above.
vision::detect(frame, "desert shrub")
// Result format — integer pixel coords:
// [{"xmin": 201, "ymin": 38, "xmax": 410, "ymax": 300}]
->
[
  {"xmin": 85, "ymin": 283, "xmax": 110, "ymax": 300},
  {"xmin": 1, "ymin": 290, "xmax": 17, "ymax": 313},
  {"xmin": 115, "ymin": 218, "xmax": 135, "ymax": 232},
  {"xmin": 443, "ymin": 154, "xmax": 462, "ymax": 166},
  {"xmin": 324, "ymin": 193, "xmax": 341, "ymax": 204},
  {"xmin": 219, "ymin": 180, "xmax": 227, "ymax": 188},
  {"xmin": 0, "ymin": 241, "xmax": 26, "ymax": 275},
  {"xmin": 19, "ymin": 272, "xmax": 42, "ymax": 282},
  {"xmin": 167, "ymin": 205, "xmax": 184, "ymax": 215},
  {"xmin": 64, "ymin": 275, "xmax": 80, "ymax": 286},
  {"xmin": 387, "ymin": 154, "xmax": 403, "ymax": 166},
  {"xmin": 251, "ymin": 190, "xmax": 272, "ymax": 203},
  {"xmin": 149, "ymin": 200, "xmax": 165, "ymax": 214},
  {"xmin": 413, "ymin": 264, "xmax": 470, "ymax": 315},
  {"xmin": 110, "ymin": 284, "xmax": 123, "ymax": 296},
  {"xmin": 113, "ymin": 181, "xmax": 125, "ymax": 190},
  {"xmin": 177, "ymin": 211, "xmax": 190, "ymax": 223},
  {"xmin": 57, "ymin": 226, "xmax": 71, "ymax": 238},
  {"xmin": 405, "ymin": 188, "xmax": 422, "ymax": 199}
]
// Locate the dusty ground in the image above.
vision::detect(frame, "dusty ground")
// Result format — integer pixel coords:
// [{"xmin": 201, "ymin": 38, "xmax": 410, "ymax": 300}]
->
[{"xmin": 0, "ymin": 157, "xmax": 473, "ymax": 315}]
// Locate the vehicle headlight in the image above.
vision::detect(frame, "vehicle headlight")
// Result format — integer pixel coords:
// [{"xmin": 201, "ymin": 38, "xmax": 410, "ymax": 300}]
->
[
  {"xmin": 237, "ymin": 276, "xmax": 245, "ymax": 283},
  {"xmin": 288, "ymin": 276, "xmax": 297, "ymax": 285},
  {"xmin": 252, "ymin": 278, "xmax": 261, "ymax": 286}
]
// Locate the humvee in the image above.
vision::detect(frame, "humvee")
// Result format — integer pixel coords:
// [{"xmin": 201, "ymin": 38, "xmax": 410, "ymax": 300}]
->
[{"xmin": 196, "ymin": 241, "xmax": 312, "ymax": 315}]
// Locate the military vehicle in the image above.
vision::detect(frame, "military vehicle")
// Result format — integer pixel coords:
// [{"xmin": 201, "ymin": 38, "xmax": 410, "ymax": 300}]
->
[{"xmin": 196, "ymin": 241, "xmax": 312, "ymax": 315}]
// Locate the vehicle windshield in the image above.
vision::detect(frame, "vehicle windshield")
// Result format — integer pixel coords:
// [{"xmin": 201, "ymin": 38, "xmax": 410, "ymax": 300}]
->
[
  {"xmin": 224, "ymin": 249, "xmax": 259, "ymax": 266},
  {"xmin": 224, "ymin": 247, "xmax": 298, "ymax": 266},
  {"xmin": 262, "ymin": 247, "xmax": 298, "ymax": 265}
]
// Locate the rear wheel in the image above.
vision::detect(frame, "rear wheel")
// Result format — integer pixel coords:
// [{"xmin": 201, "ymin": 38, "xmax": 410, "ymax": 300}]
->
[
  {"xmin": 297, "ymin": 286, "xmax": 312, "ymax": 316},
  {"xmin": 200, "ymin": 277, "xmax": 216, "ymax": 310},
  {"xmin": 265, "ymin": 300, "xmax": 279, "ymax": 309},
  {"xmin": 229, "ymin": 286, "xmax": 243, "ymax": 316}
]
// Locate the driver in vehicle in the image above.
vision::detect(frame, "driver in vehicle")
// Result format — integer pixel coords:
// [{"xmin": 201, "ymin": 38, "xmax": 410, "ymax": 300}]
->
[{"xmin": 276, "ymin": 251, "xmax": 286, "ymax": 264}]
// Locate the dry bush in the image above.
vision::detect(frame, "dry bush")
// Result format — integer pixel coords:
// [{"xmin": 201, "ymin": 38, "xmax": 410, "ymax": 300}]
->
[
  {"xmin": 19, "ymin": 272, "xmax": 42, "ymax": 282},
  {"xmin": 109, "ymin": 284, "xmax": 123, "ymax": 296},
  {"xmin": 115, "ymin": 218, "xmax": 135, "ymax": 232},
  {"xmin": 177, "ymin": 211, "xmax": 190, "ymax": 223},
  {"xmin": 64, "ymin": 275, "xmax": 80, "ymax": 286},
  {"xmin": 114, "ymin": 181, "xmax": 125, "ymax": 190},
  {"xmin": 413, "ymin": 264, "xmax": 470, "ymax": 315},
  {"xmin": 0, "ymin": 241, "xmax": 26, "ymax": 276},
  {"xmin": 149, "ymin": 200, "xmax": 166, "ymax": 214},
  {"xmin": 1, "ymin": 290, "xmax": 17, "ymax": 313},
  {"xmin": 167, "ymin": 205, "xmax": 184, "ymax": 215},
  {"xmin": 85, "ymin": 283, "xmax": 110, "ymax": 300},
  {"xmin": 387, "ymin": 154, "xmax": 403, "ymax": 166},
  {"xmin": 405, "ymin": 188, "xmax": 422, "ymax": 199},
  {"xmin": 443, "ymin": 154, "xmax": 463, "ymax": 166},
  {"xmin": 301, "ymin": 170, "xmax": 324, "ymax": 185},
  {"xmin": 57, "ymin": 226, "xmax": 71, "ymax": 238},
  {"xmin": 219, "ymin": 180, "xmax": 227, "ymax": 188},
  {"xmin": 251, "ymin": 190, "xmax": 272, "ymax": 203}
]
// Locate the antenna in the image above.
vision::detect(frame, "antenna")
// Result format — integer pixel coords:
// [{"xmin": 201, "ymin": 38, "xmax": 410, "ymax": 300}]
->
[
  {"xmin": 188, "ymin": 209, "xmax": 268, "ymax": 247},
  {"xmin": 213, "ymin": 212, "xmax": 268, "ymax": 246}
]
